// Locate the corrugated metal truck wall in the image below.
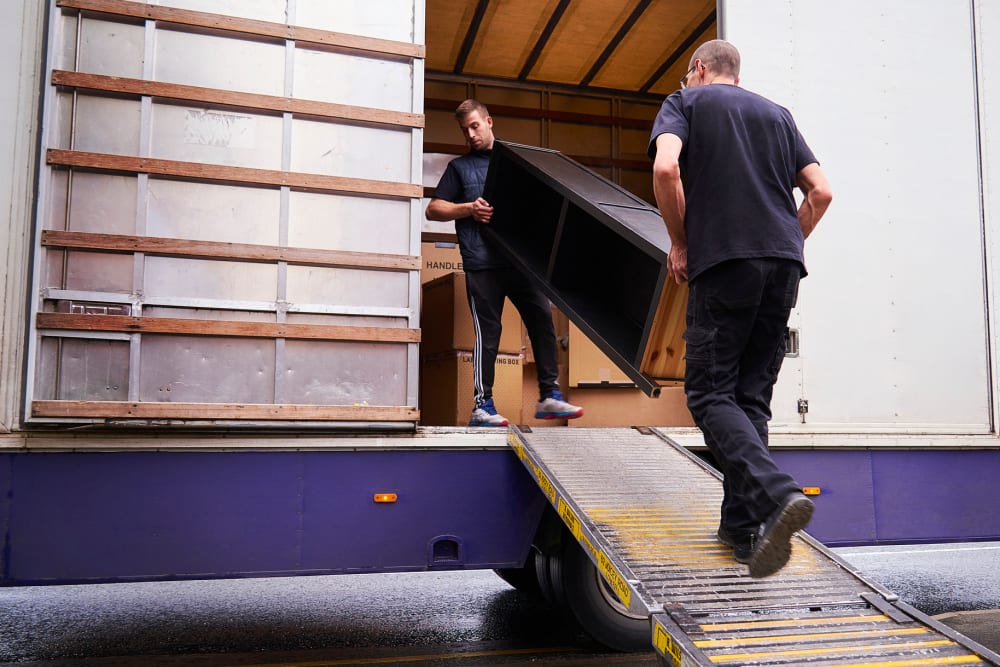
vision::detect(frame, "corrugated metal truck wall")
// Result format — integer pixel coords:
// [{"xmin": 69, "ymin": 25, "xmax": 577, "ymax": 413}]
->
[{"xmin": 26, "ymin": 0, "xmax": 425, "ymax": 426}]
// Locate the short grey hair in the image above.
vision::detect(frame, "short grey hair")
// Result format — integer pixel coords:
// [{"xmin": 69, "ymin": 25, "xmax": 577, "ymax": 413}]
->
[{"xmin": 690, "ymin": 40, "xmax": 740, "ymax": 79}]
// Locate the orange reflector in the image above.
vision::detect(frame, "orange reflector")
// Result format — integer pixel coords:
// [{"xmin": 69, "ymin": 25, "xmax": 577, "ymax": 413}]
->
[
  {"xmin": 802, "ymin": 487, "xmax": 821, "ymax": 496},
  {"xmin": 373, "ymin": 493, "xmax": 398, "ymax": 503}
]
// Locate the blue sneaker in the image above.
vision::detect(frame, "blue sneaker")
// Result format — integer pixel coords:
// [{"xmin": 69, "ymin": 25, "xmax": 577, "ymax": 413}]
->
[
  {"xmin": 468, "ymin": 398, "xmax": 509, "ymax": 426},
  {"xmin": 535, "ymin": 390, "xmax": 583, "ymax": 419}
]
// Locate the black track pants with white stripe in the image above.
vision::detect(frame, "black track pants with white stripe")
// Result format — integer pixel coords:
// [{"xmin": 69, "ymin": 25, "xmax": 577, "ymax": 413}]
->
[{"xmin": 464, "ymin": 267, "xmax": 560, "ymax": 407}]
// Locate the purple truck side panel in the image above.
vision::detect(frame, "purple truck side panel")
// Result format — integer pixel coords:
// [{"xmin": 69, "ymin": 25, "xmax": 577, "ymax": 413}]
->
[
  {"xmin": 772, "ymin": 449, "xmax": 1000, "ymax": 546},
  {"xmin": 871, "ymin": 450, "xmax": 1000, "ymax": 542},
  {"xmin": 0, "ymin": 450, "xmax": 548, "ymax": 585},
  {"xmin": 770, "ymin": 449, "xmax": 879, "ymax": 545},
  {"xmin": 3, "ymin": 446, "xmax": 999, "ymax": 584}
]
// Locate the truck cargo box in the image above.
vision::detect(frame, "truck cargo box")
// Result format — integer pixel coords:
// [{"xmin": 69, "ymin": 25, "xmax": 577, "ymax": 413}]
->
[{"xmin": 26, "ymin": 0, "xmax": 427, "ymax": 427}]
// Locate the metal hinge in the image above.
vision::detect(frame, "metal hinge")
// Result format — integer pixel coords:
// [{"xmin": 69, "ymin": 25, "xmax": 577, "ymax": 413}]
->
[
  {"xmin": 785, "ymin": 327, "xmax": 800, "ymax": 357},
  {"xmin": 797, "ymin": 398, "xmax": 809, "ymax": 424}
]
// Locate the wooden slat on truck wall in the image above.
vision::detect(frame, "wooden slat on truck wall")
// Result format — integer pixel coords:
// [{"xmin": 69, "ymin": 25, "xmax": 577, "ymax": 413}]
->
[
  {"xmin": 41, "ymin": 231, "xmax": 421, "ymax": 272},
  {"xmin": 32, "ymin": 400, "xmax": 420, "ymax": 421},
  {"xmin": 46, "ymin": 150, "xmax": 422, "ymax": 199},
  {"xmin": 52, "ymin": 70, "xmax": 424, "ymax": 129},
  {"xmin": 36, "ymin": 313, "xmax": 421, "ymax": 343},
  {"xmin": 56, "ymin": 0, "xmax": 425, "ymax": 59}
]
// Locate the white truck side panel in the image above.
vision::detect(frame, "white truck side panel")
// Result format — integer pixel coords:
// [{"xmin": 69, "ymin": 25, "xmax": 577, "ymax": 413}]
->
[
  {"xmin": 0, "ymin": 4, "xmax": 45, "ymax": 432},
  {"xmin": 21, "ymin": 1, "xmax": 425, "ymax": 425},
  {"xmin": 722, "ymin": 1, "xmax": 992, "ymax": 434},
  {"xmin": 977, "ymin": 0, "xmax": 1000, "ymax": 433}
]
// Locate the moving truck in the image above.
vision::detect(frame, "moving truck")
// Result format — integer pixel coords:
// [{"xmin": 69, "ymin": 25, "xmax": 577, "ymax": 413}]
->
[{"xmin": 1, "ymin": 0, "xmax": 998, "ymax": 650}]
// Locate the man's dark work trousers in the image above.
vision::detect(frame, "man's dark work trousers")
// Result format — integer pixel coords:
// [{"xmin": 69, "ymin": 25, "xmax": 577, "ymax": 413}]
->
[
  {"xmin": 684, "ymin": 258, "xmax": 803, "ymax": 538},
  {"xmin": 465, "ymin": 267, "xmax": 560, "ymax": 407}
]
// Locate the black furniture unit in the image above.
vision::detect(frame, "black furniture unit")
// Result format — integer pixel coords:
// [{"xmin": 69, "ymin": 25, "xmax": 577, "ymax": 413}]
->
[{"xmin": 482, "ymin": 140, "xmax": 680, "ymax": 397}]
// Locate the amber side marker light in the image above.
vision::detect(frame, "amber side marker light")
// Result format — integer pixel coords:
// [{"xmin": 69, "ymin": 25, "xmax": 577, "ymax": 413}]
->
[
  {"xmin": 373, "ymin": 493, "xmax": 398, "ymax": 503},
  {"xmin": 802, "ymin": 487, "xmax": 821, "ymax": 496}
]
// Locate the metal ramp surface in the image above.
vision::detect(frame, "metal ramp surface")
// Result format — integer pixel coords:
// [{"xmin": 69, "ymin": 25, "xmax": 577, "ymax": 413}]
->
[{"xmin": 508, "ymin": 426, "xmax": 1000, "ymax": 666}]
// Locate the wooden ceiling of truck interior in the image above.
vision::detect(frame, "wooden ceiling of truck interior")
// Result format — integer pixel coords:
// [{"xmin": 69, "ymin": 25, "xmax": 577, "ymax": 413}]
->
[{"xmin": 425, "ymin": 0, "xmax": 717, "ymax": 99}]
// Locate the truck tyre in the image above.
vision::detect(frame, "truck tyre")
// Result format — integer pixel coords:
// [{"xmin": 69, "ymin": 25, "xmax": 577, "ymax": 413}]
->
[
  {"xmin": 493, "ymin": 549, "xmax": 542, "ymax": 598},
  {"xmin": 560, "ymin": 539, "xmax": 649, "ymax": 652},
  {"xmin": 532, "ymin": 547, "xmax": 569, "ymax": 609},
  {"xmin": 542, "ymin": 544, "xmax": 570, "ymax": 610}
]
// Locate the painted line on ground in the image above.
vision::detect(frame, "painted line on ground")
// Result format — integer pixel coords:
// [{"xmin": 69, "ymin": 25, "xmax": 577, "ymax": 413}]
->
[{"xmin": 227, "ymin": 646, "xmax": 579, "ymax": 667}]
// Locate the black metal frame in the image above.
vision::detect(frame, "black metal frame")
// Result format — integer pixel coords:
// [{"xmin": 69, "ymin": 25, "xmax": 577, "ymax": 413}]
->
[{"xmin": 482, "ymin": 140, "xmax": 673, "ymax": 397}]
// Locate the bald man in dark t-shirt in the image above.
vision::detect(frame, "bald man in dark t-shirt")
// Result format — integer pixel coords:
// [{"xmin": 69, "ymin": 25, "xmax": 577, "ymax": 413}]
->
[{"xmin": 649, "ymin": 40, "xmax": 832, "ymax": 578}]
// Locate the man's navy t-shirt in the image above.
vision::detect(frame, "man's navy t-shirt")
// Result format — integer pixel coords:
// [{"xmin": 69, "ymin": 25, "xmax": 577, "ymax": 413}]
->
[
  {"xmin": 433, "ymin": 149, "xmax": 508, "ymax": 271},
  {"xmin": 647, "ymin": 84, "xmax": 818, "ymax": 281}
]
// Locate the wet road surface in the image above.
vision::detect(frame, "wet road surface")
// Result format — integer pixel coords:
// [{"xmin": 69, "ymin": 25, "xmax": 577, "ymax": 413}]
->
[
  {"xmin": 1, "ymin": 542, "xmax": 998, "ymax": 666},
  {"xmin": 0, "ymin": 570, "xmax": 656, "ymax": 666}
]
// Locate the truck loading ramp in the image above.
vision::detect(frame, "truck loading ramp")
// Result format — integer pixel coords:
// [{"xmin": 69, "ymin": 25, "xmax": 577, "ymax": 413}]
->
[{"xmin": 507, "ymin": 426, "xmax": 1000, "ymax": 666}]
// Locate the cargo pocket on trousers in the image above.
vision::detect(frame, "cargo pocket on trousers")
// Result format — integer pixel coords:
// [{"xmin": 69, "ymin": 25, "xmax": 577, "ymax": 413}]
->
[
  {"xmin": 683, "ymin": 325, "xmax": 717, "ymax": 389},
  {"xmin": 765, "ymin": 335, "xmax": 788, "ymax": 384}
]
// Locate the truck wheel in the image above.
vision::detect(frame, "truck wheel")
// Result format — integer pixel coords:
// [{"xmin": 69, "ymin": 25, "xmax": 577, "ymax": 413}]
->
[
  {"xmin": 541, "ymin": 545, "xmax": 570, "ymax": 610},
  {"xmin": 560, "ymin": 539, "xmax": 649, "ymax": 652},
  {"xmin": 493, "ymin": 549, "xmax": 542, "ymax": 598},
  {"xmin": 532, "ymin": 547, "xmax": 570, "ymax": 609}
]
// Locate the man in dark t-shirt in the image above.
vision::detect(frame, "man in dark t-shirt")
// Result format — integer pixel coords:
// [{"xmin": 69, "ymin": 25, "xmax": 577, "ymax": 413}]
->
[
  {"xmin": 426, "ymin": 99, "xmax": 583, "ymax": 426},
  {"xmin": 649, "ymin": 40, "xmax": 832, "ymax": 578}
]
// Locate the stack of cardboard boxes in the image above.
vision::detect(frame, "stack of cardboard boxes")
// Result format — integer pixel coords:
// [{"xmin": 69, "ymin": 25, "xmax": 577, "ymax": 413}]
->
[
  {"xmin": 419, "ymin": 241, "xmax": 693, "ymax": 428},
  {"xmin": 564, "ymin": 322, "xmax": 692, "ymax": 427},
  {"xmin": 420, "ymin": 267, "xmax": 526, "ymax": 426}
]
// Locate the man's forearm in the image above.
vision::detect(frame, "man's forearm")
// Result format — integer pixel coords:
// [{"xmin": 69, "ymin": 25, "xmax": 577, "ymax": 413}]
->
[
  {"xmin": 798, "ymin": 192, "xmax": 823, "ymax": 239},
  {"xmin": 651, "ymin": 135, "xmax": 687, "ymax": 247},
  {"xmin": 651, "ymin": 134, "xmax": 689, "ymax": 283},
  {"xmin": 653, "ymin": 171, "xmax": 686, "ymax": 247},
  {"xmin": 795, "ymin": 163, "xmax": 832, "ymax": 239},
  {"xmin": 426, "ymin": 199, "xmax": 473, "ymax": 222}
]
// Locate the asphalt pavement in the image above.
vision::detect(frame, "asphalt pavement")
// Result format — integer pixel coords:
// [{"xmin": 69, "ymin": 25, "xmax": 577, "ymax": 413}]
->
[
  {"xmin": 833, "ymin": 541, "xmax": 1000, "ymax": 655},
  {"xmin": 0, "ymin": 542, "xmax": 997, "ymax": 665}
]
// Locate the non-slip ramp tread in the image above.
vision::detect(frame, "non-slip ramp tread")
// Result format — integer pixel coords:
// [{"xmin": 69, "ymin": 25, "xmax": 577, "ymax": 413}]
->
[{"xmin": 508, "ymin": 426, "xmax": 1000, "ymax": 667}]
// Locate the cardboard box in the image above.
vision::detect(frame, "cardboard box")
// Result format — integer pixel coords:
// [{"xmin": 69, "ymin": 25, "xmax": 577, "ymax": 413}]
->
[
  {"xmin": 421, "ymin": 241, "xmax": 463, "ymax": 284},
  {"xmin": 568, "ymin": 321, "xmax": 635, "ymax": 387},
  {"xmin": 420, "ymin": 351, "xmax": 523, "ymax": 426},
  {"xmin": 566, "ymin": 385, "xmax": 694, "ymax": 428},
  {"xmin": 421, "ymin": 272, "xmax": 523, "ymax": 356}
]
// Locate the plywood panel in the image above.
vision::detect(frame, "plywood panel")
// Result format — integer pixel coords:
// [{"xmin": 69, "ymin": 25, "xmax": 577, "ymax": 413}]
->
[
  {"xmin": 425, "ymin": 1, "xmax": 479, "ymax": 71},
  {"xmin": 640, "ymin": 279, "xmax": 688, "ymax": 381},
  {"xmin": 475, "ymin": 86, "xmax": 543, "ymax": 111},
  {"xmin": 592, "ymin": 0, "xmax": 714, "ymax": 94},
  {"xmin": 548, "ymin": 122, "xmax": 611, "ymax": 157},
  {"xmin": 529, "ymin": 1, "xmax": 639, "ymax": 85},
  {"xmin": 462, "ymin": 0, "xmax": 565, "ymax": 80}
]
